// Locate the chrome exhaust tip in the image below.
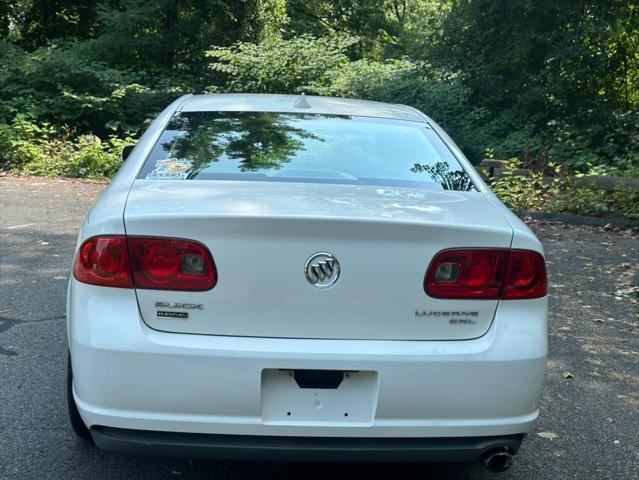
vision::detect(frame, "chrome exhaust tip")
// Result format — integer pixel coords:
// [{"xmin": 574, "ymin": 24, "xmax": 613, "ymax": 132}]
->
[{"xmin": 482, "ymin": 448, "xmax": 514, "ymax": 473}]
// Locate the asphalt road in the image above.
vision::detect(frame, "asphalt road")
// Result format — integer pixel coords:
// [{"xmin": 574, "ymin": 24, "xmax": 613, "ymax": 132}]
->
[{"xmin": 1, "ymin": 176, "xmax": 638, "ymax": 480}]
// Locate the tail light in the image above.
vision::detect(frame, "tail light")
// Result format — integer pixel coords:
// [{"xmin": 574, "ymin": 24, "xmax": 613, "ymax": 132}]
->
[
  {"xmin": 501, "ymin": 250, "xmax": 547, "ymax": 299},
  {"xmin": 73, "ymin": 236, "xmax": 216, "ymax": 291},
  {"xmin": 73, "ymin": 236, "xmax": 132, "ymax": 288},
  {"xmin": 425, "ymin": 248, "xmax": 547, "ymax": 300},
  {"xmin": 127, "ymin": 237, "xmax": 216, "ymax": 291}
]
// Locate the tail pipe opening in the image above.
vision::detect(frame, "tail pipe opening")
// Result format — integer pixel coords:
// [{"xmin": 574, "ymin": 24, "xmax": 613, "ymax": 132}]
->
[{"xmin": 482, "ymin": 447, "xmax": 514, "ymax": 473}]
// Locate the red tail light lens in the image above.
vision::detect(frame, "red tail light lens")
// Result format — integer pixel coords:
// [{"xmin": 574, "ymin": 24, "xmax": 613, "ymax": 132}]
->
[
  {"xmin": 501, "ymin": 250, "xmax": 547, "ymax": 299},
  {"xmin": 73, "ymin": 236, "xmax": 216, "ymax": 291},
  {"xmin": 425, "ymin": 248, "xmax": 547, "ymax": 300},
  {"xmin": 425, "ymin": 249, "xmax": 509, "ymax": 299},
  {"xmin": 127, "ymin": 237, "xmax": 216, "ymax": 291},
  {"xmin": 73, "ymin": 236, "xmax": 132, "ymax": 288}
]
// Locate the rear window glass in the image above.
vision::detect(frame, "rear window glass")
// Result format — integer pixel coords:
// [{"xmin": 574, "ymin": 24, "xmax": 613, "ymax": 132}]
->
[{"xmin": 138, "ymin": 112, "xmax": 476, "ymax": 191}]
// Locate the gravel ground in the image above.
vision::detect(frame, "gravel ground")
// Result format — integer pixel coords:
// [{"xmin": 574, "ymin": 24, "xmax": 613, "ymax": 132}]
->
[{"xmin": 0, "ymin": 176, "xmax": 637, "ymax": 479}]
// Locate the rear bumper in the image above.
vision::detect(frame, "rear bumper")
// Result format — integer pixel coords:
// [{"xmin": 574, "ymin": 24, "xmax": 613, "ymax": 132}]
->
[
  {"xmin": 68, "ymin": 280, "xmax": 547, "ymax": 440},
  {"xmin": 91, "ymin": 427, "xmax": 523, "ymax": 463}
]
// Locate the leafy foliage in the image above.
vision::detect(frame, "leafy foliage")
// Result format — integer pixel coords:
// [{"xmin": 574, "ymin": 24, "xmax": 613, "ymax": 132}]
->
[
  {"xmin": 0, "ymin": 42, "xmax": 181, "ymax": 136},
  {"xmin": 491, "ymin": 159, "xmax": 639, "ymax": 228},
  {"xmin": 435, "ymin": 0, "xmax": 639, "ymax": 169},
  {"xmin": 0, "ymin": 115, "xmax": 127, "ymax": 178},
  {"xmin": 206, "ymin": 35, "xmax": 358, "ymax": 94},
  {"xmin": 0, "ymin": 0, "xmax": 637, "ymax": 218}
]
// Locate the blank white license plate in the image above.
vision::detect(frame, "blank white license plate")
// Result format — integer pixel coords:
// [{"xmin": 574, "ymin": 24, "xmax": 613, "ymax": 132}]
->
[{"xmin": 261, "ymin": 369, "xmax": 379, "ymax": 425}]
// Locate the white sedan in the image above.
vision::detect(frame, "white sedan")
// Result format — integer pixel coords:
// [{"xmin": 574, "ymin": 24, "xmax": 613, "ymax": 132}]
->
[{"xmin": 67, "ymin": 94, "xmax": 547, "ymax": 473}]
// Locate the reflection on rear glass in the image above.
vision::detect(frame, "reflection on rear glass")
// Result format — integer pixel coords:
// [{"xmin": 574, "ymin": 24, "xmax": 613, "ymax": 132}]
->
[{"xmin": 139, "ymin": 112, "xmax": 476, "ymax": 191}]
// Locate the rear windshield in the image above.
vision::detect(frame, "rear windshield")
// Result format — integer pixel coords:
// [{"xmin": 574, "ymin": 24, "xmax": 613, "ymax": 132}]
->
[{"xmin": 138, "ymin": 112, "xmax": 476, "ymax": 191}]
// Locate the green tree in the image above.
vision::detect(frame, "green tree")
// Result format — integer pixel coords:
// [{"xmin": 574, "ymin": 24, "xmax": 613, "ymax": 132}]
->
[
  {"xmin": 286, "ymin": 0, "xmax": 392, "ymax": 57},
  {"xmin": 0, "ymin": 1, "xmax": 26, "ymax": 41},
  {"xmin": 91, "ymin": 0, "xmax": 247, "ymax": 82},
  {"xmin": 243, "ymin": 0, "xmax": 289, "ymax": 42},
  {"xmin": 206, "ymin": 35, "xmax": 358, "ymax": 94},
  {"xmin": 436, "ymin": 0, "xmax": 639, "ymax": 167},
  {"xmin": 18, "ymin": 0, "xmax": 100, "ymax": 49}
]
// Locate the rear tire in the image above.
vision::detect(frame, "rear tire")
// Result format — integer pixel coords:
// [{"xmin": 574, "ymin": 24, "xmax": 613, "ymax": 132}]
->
[{"xmin": 67, "ymin": 353, "xmax": 92, "ymax": 441}]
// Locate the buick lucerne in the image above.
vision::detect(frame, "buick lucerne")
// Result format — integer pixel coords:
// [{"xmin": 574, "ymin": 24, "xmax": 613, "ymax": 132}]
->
[{"xmin": 67, "ymin": 94, "xmax": 547, "ymax": 473}]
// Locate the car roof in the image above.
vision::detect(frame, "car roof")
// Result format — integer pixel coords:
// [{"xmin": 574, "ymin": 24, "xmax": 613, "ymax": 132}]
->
[{"xmin": 179, "ymin": 94, "xmax": 425, "ymax": 122}]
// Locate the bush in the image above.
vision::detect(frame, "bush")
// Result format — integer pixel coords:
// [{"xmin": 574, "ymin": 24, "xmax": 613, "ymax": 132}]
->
[
  {"xmin": 0, "ymin": 41, "xmax": 182, "ymax": 136},
  {"xmin": 546, "ymin": 109, "xmax": 639, "ymax": 173},
  {"xmin": 490, "ymin": 159, "xmax": 639, "ymax": 229},
  {"xmin": 205, "ymin": 35, "xmax": 359, "ymax": 94},
  {"xmin": 0, "ymin": 116, "xmax": 128, "ymax": 178},
  {"xmin": 0, "ymin": 115, "xmax": 54, "ymax": 168}
]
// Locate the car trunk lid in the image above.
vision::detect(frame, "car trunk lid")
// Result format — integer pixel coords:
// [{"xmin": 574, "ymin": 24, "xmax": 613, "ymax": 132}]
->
[{"xmin": 124, "ymin": 180, "xmax": 513, "ymax": 340}]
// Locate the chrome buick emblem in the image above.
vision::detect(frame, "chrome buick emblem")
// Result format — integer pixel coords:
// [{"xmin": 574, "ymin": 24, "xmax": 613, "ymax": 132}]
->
[{"xmin": 305, "ymin": 252, "xmax": 340, "ymax": 289}]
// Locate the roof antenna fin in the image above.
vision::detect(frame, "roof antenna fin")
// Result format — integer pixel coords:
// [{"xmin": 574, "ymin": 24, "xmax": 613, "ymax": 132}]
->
[{"xmin": 293, "ymin": 93, "xmax": 311, "ymax": 109}]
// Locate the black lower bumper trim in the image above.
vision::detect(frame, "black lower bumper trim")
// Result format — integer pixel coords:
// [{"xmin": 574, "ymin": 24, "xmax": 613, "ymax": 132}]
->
[{"xmin": 91, "ymin": 427, "xmax": 523, "ymax": 463}]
